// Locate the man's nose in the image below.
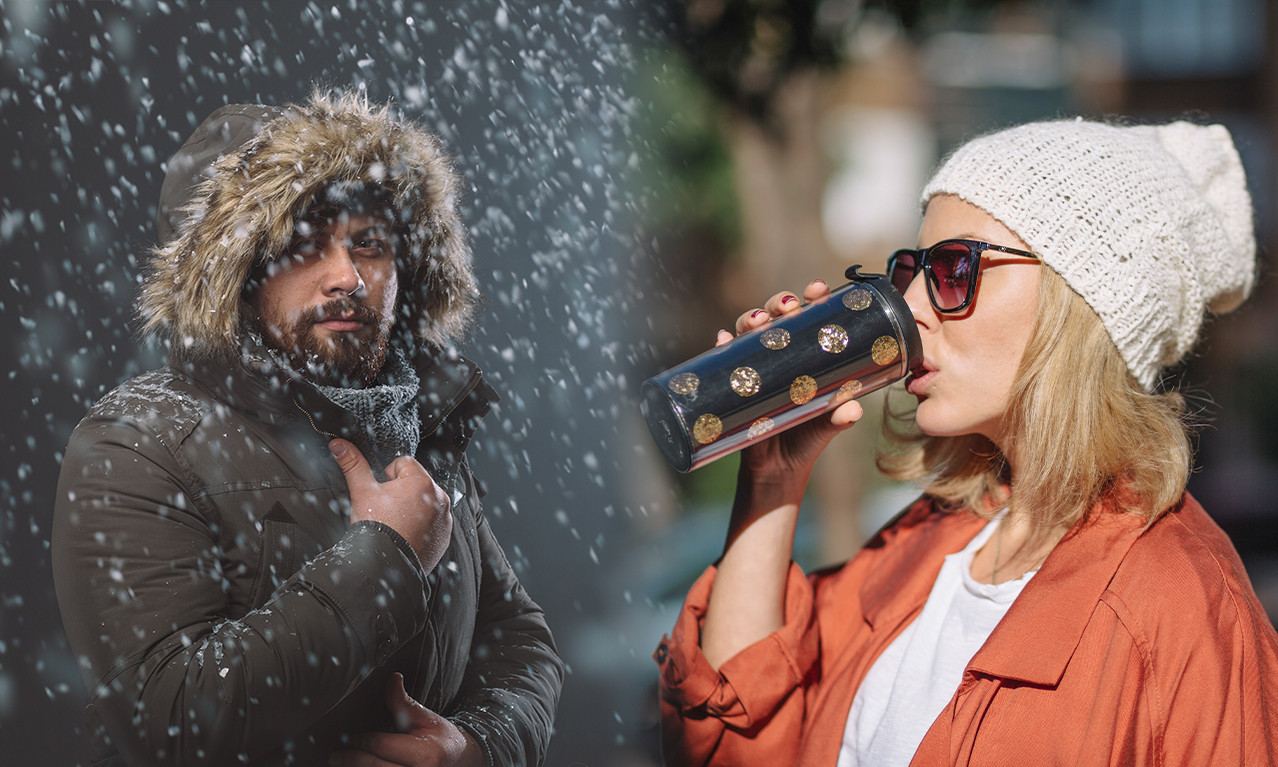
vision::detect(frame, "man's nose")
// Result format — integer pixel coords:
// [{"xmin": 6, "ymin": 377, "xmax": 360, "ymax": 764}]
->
[{"xmin": 321, "ymin": 243, "xmax": 365, "ymax": 296}]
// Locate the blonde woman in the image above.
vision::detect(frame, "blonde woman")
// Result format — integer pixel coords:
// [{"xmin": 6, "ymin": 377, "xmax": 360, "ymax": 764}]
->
[{"xmin": 655, "ymin": 119, "xmax": 1278, "ymax": 767}]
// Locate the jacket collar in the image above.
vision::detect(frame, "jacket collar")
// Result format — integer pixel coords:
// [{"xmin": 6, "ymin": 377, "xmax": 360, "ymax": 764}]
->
[
  {"xmin": 410, "ymin": 344, "xmax": 496, "ymax": 445},
  {"xmin": 859, "ymin": 501, "xmax": 987, "ymax": 632},
  {"xmin": 965, "ymin": 497, "xmax": 1151, "ymax": 686},
  {"xmin": 173, "ymin": 340, "xmax": 498, "ymax": 465},
  {"xmin": 859, "ymin": 493, "xmax": 1158, "ymax": 688}
]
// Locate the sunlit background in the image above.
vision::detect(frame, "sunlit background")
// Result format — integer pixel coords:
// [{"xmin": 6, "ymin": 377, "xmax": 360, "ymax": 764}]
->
[{"xmin": 2, "ymin": 1, "xmax": 1274, "ymax": 765}]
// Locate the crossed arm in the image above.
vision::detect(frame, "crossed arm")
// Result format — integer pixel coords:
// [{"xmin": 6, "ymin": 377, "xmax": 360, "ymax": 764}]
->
[{"xmin": 52, "ymin": 418, "xmax": 560, "ymax": 767}]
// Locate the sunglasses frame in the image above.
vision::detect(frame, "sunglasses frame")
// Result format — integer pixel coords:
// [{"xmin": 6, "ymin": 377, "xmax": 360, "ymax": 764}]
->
[{"xmin": 887, "ymin": 238, "xmax": 1043, "ymax": 314}]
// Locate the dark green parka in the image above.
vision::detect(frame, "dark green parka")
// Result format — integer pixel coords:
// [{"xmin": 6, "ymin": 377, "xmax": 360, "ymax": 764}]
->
[{"xmin": 51, "ymin": 91, "xmax": 563, "ymax": 767}]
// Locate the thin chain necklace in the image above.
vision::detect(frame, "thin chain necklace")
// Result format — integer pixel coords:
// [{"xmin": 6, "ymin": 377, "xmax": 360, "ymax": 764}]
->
[
  {"xmin": 990, "ymin": 515, "xmax": 1053, "ymax": 585},
  {"xmin": 992, "ymin": 520, "xmax": 1004, "ymax": 584}
]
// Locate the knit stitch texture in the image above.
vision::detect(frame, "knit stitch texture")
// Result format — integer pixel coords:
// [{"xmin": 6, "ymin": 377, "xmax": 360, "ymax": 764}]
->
[
  {"xmin": 318, "ymin": 347, "xmax": 422, "ymax": 462},
  {"xmin": 922, "ymin": 118, "xmax": 1255, "ymax": 390}
]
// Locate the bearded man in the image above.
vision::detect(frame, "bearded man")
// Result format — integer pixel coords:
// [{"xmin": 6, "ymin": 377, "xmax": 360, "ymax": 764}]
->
[{"xmin": 51, "ymin": 91, "xmax": 563, "ymax": 767}]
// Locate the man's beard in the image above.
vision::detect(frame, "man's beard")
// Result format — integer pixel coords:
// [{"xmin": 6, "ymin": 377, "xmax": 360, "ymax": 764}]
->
[{"xmin": 254, "ymin": 298, "xmax": 393, "ymax": 387}]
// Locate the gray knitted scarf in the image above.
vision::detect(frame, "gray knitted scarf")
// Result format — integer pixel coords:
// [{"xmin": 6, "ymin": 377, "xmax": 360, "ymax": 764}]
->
[
  {"xmin": 239, "ymin": 328, "xmax": 422, "ymax": 461},
  {"xmin": 316, "ymin": 347, "xmax": 422, "ymax": 461}
]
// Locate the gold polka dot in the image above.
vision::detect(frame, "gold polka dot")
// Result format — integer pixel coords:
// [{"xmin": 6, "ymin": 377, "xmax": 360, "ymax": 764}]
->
[
  {"xmin": 761, "ymin": 328, "xmax": 790, "ymax": 350},
  {"xmin": 693, "ymin": 414, "xmax": 722, "ymax": 444},
  {"xmin": 730, "ymin": 366, "xmax": 761, "ymax": 397},
  {"xmin": 833, "ymin": 380, "xmax": 863, "ymax": 404},
  {"xmin": 818, "ymin": 324, "xmax": 849, "ymax": 354},
  {"xmin": 747, "ymin": 417, "xmax": 775, "ymax": 439},
  {"xmin": 871, "ymin": 335, "xmax": 900, "ymax": 366},
  {"xmin": 669, "ymin": 372, "xmax": 699, "ymax": 396},
  {"xmin": 790, "ymin": 375, "xmax": 817, "ymax": 405},
  {"xmin": 843, "ymin": 287, "xmax": 872, "ymax": 311}
]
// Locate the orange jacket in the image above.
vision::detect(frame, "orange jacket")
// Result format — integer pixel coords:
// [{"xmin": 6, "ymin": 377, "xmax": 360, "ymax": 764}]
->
[{"xmin": 656, "ymin": 494, "xmax": 1278, "ymax": 766}]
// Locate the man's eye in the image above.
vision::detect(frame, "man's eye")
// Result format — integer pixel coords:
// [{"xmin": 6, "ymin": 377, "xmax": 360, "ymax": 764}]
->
[
  {"xmin": 292, "ymin": 239, "xmax": 321, "ymax": 256},
  {"xmin": 354, "ymin": 238, "xmax": 390, "ymax": 254}
]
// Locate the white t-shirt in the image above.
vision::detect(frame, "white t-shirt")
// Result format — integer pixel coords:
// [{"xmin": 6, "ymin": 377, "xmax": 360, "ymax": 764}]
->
[{"xmin": 836, "ymin": 515, "xmax": 1034, "ymax": 767}]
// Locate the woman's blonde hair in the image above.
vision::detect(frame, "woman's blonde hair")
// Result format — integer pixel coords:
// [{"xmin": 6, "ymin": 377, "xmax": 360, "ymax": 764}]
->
[{"xmin": 877, "ymin": 266, "xmax": 1192, "ymax": 531}]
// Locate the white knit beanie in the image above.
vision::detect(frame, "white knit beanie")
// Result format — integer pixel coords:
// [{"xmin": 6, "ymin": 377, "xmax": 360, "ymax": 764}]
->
[{"xmin": 921, "ymin": 118, "xmax": 1256, "ymax": 391}]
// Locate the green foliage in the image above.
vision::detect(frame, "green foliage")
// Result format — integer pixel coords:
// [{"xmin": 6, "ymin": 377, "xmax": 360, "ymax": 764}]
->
[
  {"xmin": 673, "ymin": 0, "xmax": 849, "ymax": 123},
  {"xmin": 681, "ymin": 449, "xmax": 744, "ymax": 507},
  {"xmin": 635, "ymin": 48, "xmax": 742, "ymax": 251},
  {"xmin": 668, "ymin": 0, "xmax": 1005, "ymax": 125}
]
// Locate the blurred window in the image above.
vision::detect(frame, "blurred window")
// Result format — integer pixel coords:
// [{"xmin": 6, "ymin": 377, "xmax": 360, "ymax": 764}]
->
[{"xmin": 1109, "ymin": 0, "xmax": 1264, "ymax": 76}]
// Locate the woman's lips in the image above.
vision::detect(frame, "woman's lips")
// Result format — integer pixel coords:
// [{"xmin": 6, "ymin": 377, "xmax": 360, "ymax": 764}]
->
[{"xmin": 906, "ymin": 368, "xmax": 935, "ymax": 396}]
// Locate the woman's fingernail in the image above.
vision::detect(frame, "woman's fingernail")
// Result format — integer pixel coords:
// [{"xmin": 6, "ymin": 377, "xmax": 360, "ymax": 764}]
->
[
  {"xmin": 750, "ymin": 309, "xmax": 765, "ymax": 319},
  {"xmin": 813, "ymin": 279, "xmax": 827, "ymax": 288},
  {"xmin": 782, "ymin": 295, "xmax": 797, "ymax": 305}
]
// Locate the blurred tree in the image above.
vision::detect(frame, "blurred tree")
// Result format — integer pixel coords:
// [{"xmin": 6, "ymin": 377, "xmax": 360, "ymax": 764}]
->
[
  {"xmin": 667, "ymin": 0, "xmax": 1004, "ymax": 283},
  {"xmin": 645, "ymin": 0, "xmax": 1000, "ymax": 558}
]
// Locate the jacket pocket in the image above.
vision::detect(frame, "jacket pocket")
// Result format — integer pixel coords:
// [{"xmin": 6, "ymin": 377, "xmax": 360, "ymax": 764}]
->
[{"xmin": 249, "ymin": 502, "xmax": 298, "ymax": 608}]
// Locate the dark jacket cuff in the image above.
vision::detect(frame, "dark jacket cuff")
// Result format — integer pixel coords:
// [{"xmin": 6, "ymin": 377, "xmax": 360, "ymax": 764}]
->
[{"xmin": 294, "ymin": 521, "xmax": 430, "ymax": 667}]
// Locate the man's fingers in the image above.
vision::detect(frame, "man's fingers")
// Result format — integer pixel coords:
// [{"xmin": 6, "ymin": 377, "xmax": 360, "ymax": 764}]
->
[
  {"xmin": 328, "ymin": 745, "xmax": 398, "ymax": 767},
  {"xmin": 328, "ymin": 439, "xmax": 376, "ymax": 489},
  {"xmin": 386, "ymin": 672, "xmax": 436, "ymax": 733},
  {"xmin": 364, "ymin": 731, "xmax": 450, "ymax": 767},
  {"xmin": 332, "ymin": 677, "xmax": 469, "ymax": 767},
  {"xmin": 383, "ymin": 455, "xmax": 429, "ymax": 482}
]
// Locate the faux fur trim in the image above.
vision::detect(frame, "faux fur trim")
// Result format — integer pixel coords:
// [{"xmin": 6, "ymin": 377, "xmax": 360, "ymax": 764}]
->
[{"xmin": 138, "ymin": 90, "xmax": 477, "ymax": 357}]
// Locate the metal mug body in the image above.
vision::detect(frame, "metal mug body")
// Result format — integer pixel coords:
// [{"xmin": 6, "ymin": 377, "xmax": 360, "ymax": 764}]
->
[{"xmin": 640, "ymin": 267, "xmax": 922, "ymax": 473}]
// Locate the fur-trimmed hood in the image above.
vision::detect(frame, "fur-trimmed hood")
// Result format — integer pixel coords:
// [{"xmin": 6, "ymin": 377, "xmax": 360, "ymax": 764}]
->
[{"xmin": 139, "ymin": 90, "xmax": 477, "ymax": 358}]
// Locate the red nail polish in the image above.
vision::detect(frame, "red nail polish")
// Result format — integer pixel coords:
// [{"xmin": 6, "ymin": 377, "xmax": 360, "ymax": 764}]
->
[
  {"xmin": 782, "ymin": 295, "xmax": 797, "ymax": 305},
  {"xmin": 751, "ymin": 309, "xmax": 765, "ymax": 319}
]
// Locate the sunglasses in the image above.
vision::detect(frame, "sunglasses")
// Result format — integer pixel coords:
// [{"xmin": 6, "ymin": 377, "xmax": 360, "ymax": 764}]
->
[{"xmin": 887, "ymin": 238, "xmax": 1043, "ymax": 314}]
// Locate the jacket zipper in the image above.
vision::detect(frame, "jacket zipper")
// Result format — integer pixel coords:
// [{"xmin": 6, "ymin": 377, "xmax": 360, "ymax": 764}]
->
[
  {"xmin": 421, "ymin": 370, "xmax": 482, "ymax": 440},
  {"xmin": 293, "ymin": 399, "xmax": 341, "ymax": 439}
]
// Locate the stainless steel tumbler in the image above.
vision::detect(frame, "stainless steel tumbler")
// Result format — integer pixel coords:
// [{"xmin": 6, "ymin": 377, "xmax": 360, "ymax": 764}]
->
[{"xmin": 640, "ymin": 266, "xmax": 922, "ymax": 472}]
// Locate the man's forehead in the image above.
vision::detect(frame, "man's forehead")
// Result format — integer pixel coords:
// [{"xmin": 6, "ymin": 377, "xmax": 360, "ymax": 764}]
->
[
  {"xmin": 296, "ymin": 180, "xmax": 398, "ymax": 229},
  {"xmin": 295, "ymin": 205, "xmax": 393, "ymax": 234}
]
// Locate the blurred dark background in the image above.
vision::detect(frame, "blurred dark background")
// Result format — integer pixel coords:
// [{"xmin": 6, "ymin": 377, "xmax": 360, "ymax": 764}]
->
[
  {"xmin": 0, "ymin": 1, "xmax": 676, "ymax": 764},
  {"xmin": 2, "ymin": 1, "xmax": 1275, "ymax": 766}
]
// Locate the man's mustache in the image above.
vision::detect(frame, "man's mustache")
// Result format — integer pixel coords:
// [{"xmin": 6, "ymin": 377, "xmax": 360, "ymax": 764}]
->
[{"xmin": 303, "ymin": 298, "xmax": 382, "ymax": 329}]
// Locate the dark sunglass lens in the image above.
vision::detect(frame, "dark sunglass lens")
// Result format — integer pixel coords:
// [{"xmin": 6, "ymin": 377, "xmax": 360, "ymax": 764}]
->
[
  {"xmin": 888, "ymin": 251, "xmax": 916, "ymax": 294},
  {"xmin": 927, "ymin": 242, "xmax": 976, "ymax": 310}
]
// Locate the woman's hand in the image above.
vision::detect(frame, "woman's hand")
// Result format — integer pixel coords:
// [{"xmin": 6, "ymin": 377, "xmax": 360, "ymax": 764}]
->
[
  {"xmin": 700, "ymin": 277, "xmax": 863, "ymax": 669},
  {"xmin": 719, "ymin": 280, "xmax": 864, "ymax": 489}
]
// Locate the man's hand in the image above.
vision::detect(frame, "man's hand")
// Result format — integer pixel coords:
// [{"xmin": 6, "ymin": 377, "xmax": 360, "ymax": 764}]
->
[
  {"xmin": 330, "ymin": 673, "xmax": 485, "ymax": 767},
  {"xmin": 329, "ymin": 439, "xmax": 452, "ymax": 572}
]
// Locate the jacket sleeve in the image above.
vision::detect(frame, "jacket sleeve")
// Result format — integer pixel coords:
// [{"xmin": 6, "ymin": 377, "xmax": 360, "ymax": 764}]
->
[
  {"xmin": 51, "ymin": 417, "xmax": 432, "ymax": 766},
  {"xmin": 1153, "ymin": 578, "xmax": 1278, "ymax": 765},
  {"xmin": 654, "ymin": 561, "xmax": 822, "ymax": 767},
  {"xmin": 446, "ymin": 466, "xmax": 565, "ymax": 767}
]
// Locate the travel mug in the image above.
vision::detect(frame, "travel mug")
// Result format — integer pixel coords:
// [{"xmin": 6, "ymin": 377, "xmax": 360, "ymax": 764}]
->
[{"xmin": 640, "ymin": 266, "xmax": 922, "ymax": 472}]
